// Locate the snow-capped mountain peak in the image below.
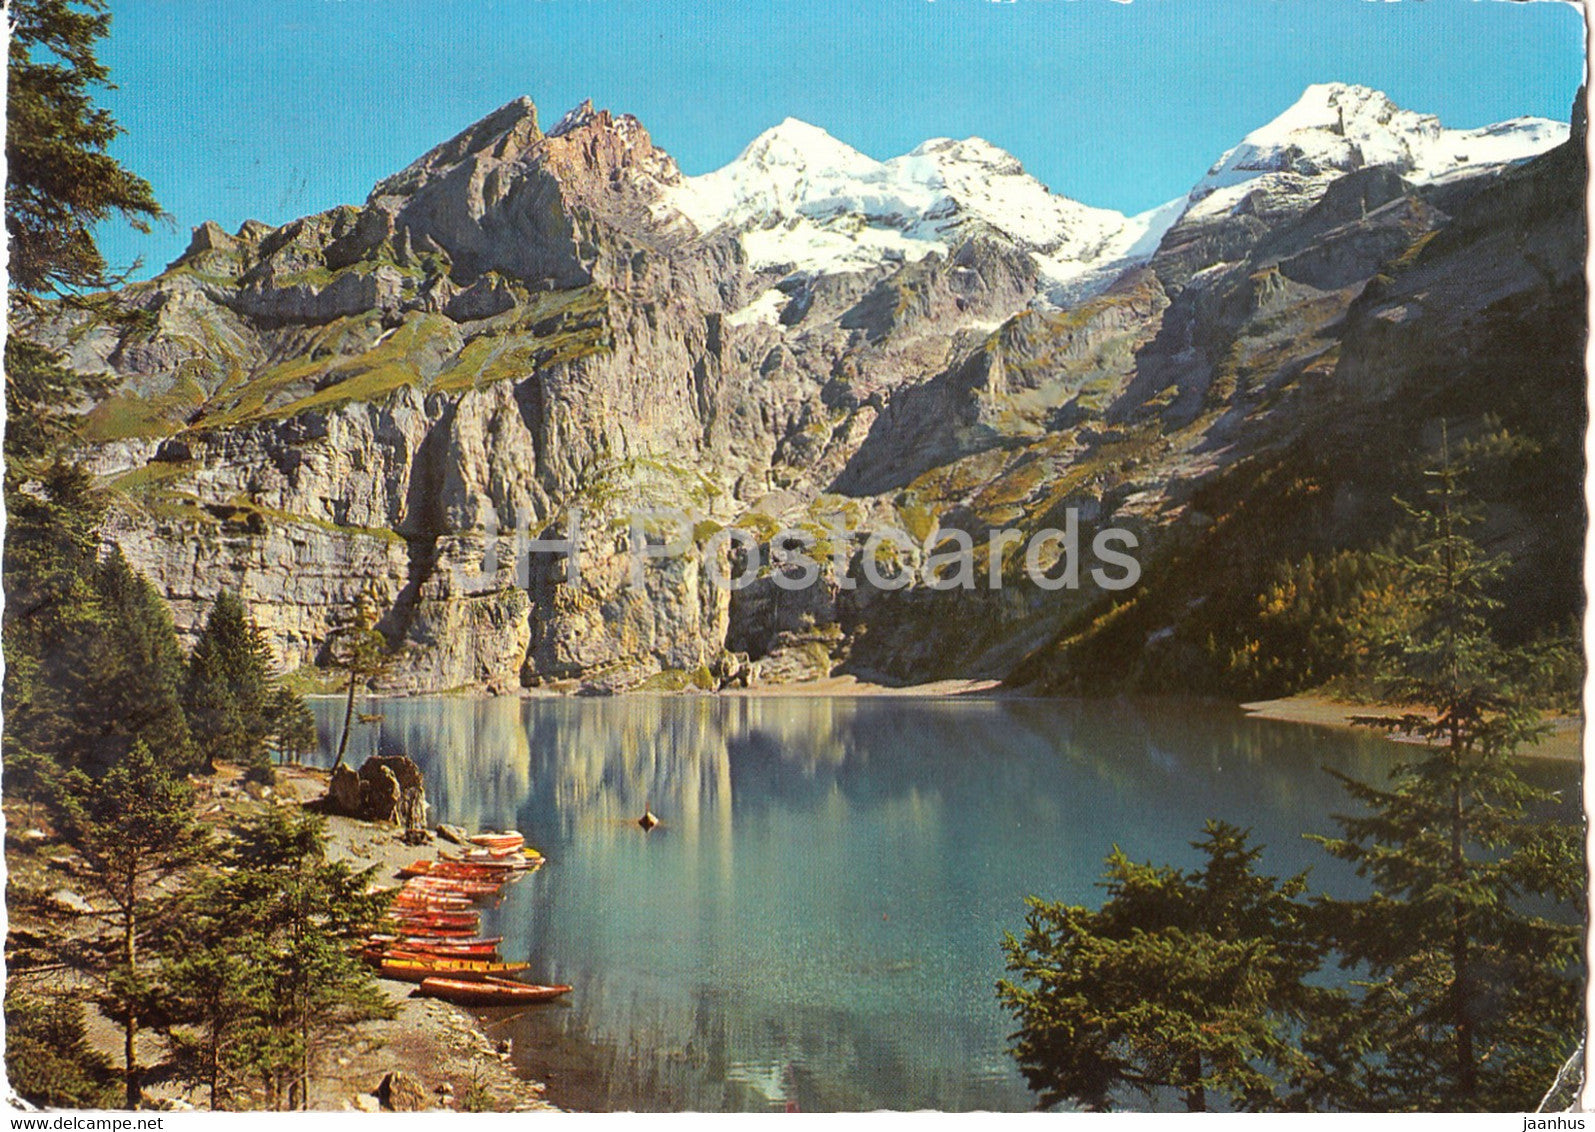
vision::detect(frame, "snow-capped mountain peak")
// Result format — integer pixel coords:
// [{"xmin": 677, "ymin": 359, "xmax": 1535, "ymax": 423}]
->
[
  {"xmin": 1190, "ymin": 81, "xmax": 1566, "ymax": 207},
  {"xmin": 667, "ymin": 123, "xmax": 1137, "ymax": 284},
  {"xmin": 738, "ymin": 118, "xmax": 879, "ymax": 174},
  {"xmin": 663, "ymin": 84, "xmax": 1566, "ymax": 315}
]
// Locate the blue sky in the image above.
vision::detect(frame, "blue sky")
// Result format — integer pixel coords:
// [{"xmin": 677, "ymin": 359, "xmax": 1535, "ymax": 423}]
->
[{"xmin": 96, "ymin": 0, "xmax": 1584, "ymax": 280}]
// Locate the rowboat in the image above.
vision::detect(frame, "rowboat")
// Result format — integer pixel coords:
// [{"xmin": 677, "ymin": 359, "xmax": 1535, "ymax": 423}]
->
[
  {"xmin": 398, "ymin": 881, "xmax": 476, "ymax": 898},
  {"xmin": 394, "ymin": 892, "xmax": 475, "ymax": 910},
  {"xmin": 405, "ymin": 877, "xmax": 503, "ymax": 898},
  {"xmin": 394, "ymin": 903, "xmax": 478, "ymax": 918},
  {"xmin": 442, "ymin": 850, "xmax": 539, "ymax": 871},
  {"xmin": 399, "ymin": 860, "xmax": 508, "ymax": 882},
  {"xmin": 374, "ymin": 956, "xmax": 531, "ymax": 983},
  {"xmin": 388, "ymin": 924, "xmax": 478, "ymax": 939},
  {"xmin": 393, "ymin": 911, "xmax": 480, "ymax": 930},
  {"xmin": 364, "ymin": 944, "xmax": 503, "ymax": 963},
  {"xmin": 395, "ymin": 903, "xmax": 478, "ymax": 919},
  {"xmin": 469, "ymin": 831, "xmax": 525, "ymax": 852},
  {"xmin": 397, "ymin": 882, "xmax": 475, "ymax": 898},
  {"xmin": 394, "ymin": 917, "xmax": 480, "ymax": 933},
  {"xmin": 419, "ymin": 975, "xmax": 571, "ymax": 1006},
  {"xmin": 407, "ymin": 871, "xmax": 504, "ymax": 889},
  {"xmin": 365, "ymin": 937, "xmax": 503, "ymax": 958},
  {"xmin": 368, "ymin": 933, "xmax": 503, "ymax": 949}
]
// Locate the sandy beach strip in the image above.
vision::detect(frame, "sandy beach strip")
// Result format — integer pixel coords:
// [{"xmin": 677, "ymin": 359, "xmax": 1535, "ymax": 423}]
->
[{"xmin": 1240, "ymin": 694, "xmax": 1584, "ymax": 761}]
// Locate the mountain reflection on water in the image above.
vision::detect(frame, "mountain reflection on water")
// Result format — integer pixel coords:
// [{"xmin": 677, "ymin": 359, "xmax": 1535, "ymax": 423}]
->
[{"xmin": 308, "ymin": 694, "xmax": 1576, "ymax": 1112}]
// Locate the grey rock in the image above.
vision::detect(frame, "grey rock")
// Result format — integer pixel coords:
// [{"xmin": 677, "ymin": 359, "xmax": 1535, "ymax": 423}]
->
[{"xmin": 25, "ymin": 94, "xmax": 1575, "ymax": 694}]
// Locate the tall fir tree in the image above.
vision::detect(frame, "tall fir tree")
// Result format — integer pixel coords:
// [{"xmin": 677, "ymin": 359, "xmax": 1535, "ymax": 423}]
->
[
  {"xmin": 7, "ymin": 0, "xmax": 162, "ymax": 481},
  {"xmin": 3, "ymin": 463, "xmax": 105, "ymax": 798},
  {"xmin": 4, "ymin": 0, "xmax": 169, "ymax": 791},
  {"xmin": 184, "ymin": 592, "xmax": 279, "ymax": 779},
  {"xmin": 266, "ymin": 686, "xmax": 318, "ymax": 767},
  {"xmin": 75, "ymin": 549, "xmax": 195, "ymax": 773},
  {"xmin": 7, "ymin": 0, "xmax": 161, "ymax": 304},
  {"xmin": 162, "ymin": 810, "xmax": 392, "ymax": 1109},
  {"xmin": 1308, "ymin": 427, "xmax": 1584, "ymax": 1111},
  {"xmin": 15, "ymin": 743, "xmax": 212, "ymax": 1108},
  {"xmin": 3, "ymin": 493, "xmax": 194, "ymax": 783}
]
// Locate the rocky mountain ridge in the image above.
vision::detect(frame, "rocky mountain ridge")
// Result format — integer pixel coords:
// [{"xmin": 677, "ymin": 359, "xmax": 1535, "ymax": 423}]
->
[{"xmin": 32, "ymin": 83, "xmax": 1581, "ymax": 695}]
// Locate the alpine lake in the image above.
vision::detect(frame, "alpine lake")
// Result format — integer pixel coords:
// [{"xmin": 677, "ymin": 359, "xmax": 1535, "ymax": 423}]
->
[{"xmin": 309, "ymin": 693, "xmax": 1580, "ymax": 1112}]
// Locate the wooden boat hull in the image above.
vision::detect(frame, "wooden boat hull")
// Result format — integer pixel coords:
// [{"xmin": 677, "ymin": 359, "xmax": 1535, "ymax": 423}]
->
[
  {"xmin": 395, "ymin": 899, "xmax": 475, "ymax": 918},
  {"xmin": 419, "ymin": 976, "xmax": 571, "ymax": 1006},
  {"xmin": 400, "ymin": 860, "xmax": 507, "ymax": 883},
  {"xmin": 375, "ymin": 957, "xmax": 530, "ymax": 983},
  {"xmin": 365, "ymin": 939, "xmax": 502, "ymax": 958},
  {"xmin": 469, "ymin": 831, "xmax": 525, "ymax": 852},
  {"xmin": 404, "ymin": 884, "xmax": 502, "ymax": 901},
  {"xmin": 408, "ymin": 877, "xmax": 504, "ymax": 895},
  {"xmin": 390, "ymin": 924, "xmax": 477, "ymax": 938},
  {"xmin": 393, "ymin": 912, "xmax": 480, "ymax": 930},
  {"xmin": 442, "ymin": 851, "xmax": 538, "ymax": 871},
  {"xmin": 369, "ymin": 933, "xmax": 503, "ymax": 949}
]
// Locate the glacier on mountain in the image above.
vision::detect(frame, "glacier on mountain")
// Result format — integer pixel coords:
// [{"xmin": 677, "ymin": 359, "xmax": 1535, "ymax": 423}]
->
[
  {"xmin": 665, "ymin": 117, "xmax": 1147, "ymax": 292},
  {"xmin": 664, "ymin": 82, "xmax": 1566, "ymax": 308},
  {"xmin": 1185, "ymin": 82, "xmax": 1567, "ymax": 221}
]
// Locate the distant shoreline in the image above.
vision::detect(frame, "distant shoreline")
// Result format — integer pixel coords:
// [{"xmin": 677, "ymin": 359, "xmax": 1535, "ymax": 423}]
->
[
  {"xmin": 309, "ymin": 680, "xmax": 1585, "ymax": 761},
  {"xmin": 1240, "ymin": 694, "xmax": 1584, "ymax": 762},
  {"xmin": 717, "ymin": 675, "xmax": 1006, "ymax": 698},
  {"xmin": 307, "ymin": 675, "xmax": 1013, "ymax": 701}
]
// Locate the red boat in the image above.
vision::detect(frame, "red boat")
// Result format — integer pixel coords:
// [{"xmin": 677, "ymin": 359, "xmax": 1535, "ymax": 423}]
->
[
  {"xmin": 469, "ymin": 831, "xmax": 525, "ymax": 852},
  {"xmin": 366, "ymin": 935, "xmax": 503, "ymax": 958},
  {"xmin": 407, "ymin": 876, "xmax": 504, "ymax": 897},
  {"xmin": 394, "ymin": 892, "xmax": 475, "ymax": 910},
  {"xmin": 419, "ymin": 975, "xmax": 571, "ymax": 1006},
  {"xmin": 369, "ymin": 933, "xmax": 503, "ymax": 948},
  {"xmin": 394, "ymin": 911, "xmax": 480, "ymax": 930},
  {"xmin": 399, "ymin": 860, "xmax": 506, "ymax": 882},
  {"xmin": 390, "ymin": 924, "xmax": 478, "ymax": 939},
  {"xmin": 442, "ymin": 850, "xmax": 538, "ymax": 871}
]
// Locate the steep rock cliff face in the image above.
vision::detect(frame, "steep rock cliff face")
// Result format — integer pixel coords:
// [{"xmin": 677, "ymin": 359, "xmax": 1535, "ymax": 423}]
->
[{"xmin": 28, "ymin": 86, "xmax": 1581, "ymax": 693}]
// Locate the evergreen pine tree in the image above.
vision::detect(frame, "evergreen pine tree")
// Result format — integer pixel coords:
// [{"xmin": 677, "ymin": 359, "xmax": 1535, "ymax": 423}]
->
[
  {"xmin": 266, "ymin": 686, "xmax": 318, "ymax": 767},
  {"xmin": 162, "ymin": 810, "xmax": 392, "ymax": 1109},
  {"xmin": 19, "ymin": 742, "xmax": 211, "ymax": 1108},
  {"xmin": 3, "ymin": 489, "xmax": 194, "ymax": 782},
  {"xmin": 3, "ymin": 463, "xmax": 105, "ymax": 798},
  {"xmin": 74, "ymin": 549, "xmax": 195, "ymax": 773},
  {"xmin": 184, "ymin": 592, "xmax": 278, "ymax": 779},
  {"xmin": 3, "ymin": 987, "xmax": 119, "ymax": 1109},
  {"xmin": 1308, "ymin": 427, "xmax": 1584, "ymax": 1111},
  {"xmin": 7, "ymin": 0, "xmax": 162, "ymax": 304},
  {"xmin": 998, "ymin": 822, "xmax": 1328, "ymax": 1111}
]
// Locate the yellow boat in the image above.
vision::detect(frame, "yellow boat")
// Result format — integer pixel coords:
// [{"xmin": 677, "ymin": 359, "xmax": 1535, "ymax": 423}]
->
[{"xmin": 375, "ymin": 955, "xmax": 531, "ymax": 983}]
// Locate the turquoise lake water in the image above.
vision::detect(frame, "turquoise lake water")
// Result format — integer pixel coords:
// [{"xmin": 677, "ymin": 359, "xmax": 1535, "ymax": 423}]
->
[{"xmin": 309, "ymin": 694, "xmax": 1580, "ymax": 1112}]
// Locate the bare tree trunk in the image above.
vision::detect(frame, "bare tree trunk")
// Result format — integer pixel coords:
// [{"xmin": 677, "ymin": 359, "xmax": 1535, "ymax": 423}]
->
[
  {"xmin": 332, "ymin": 669, "xmax": 357, "ymax": 771},
  {"xmin": 1183, "ymin": 1052, "xmax": 1207, "ymax": 1112},
  {"xmin": 123, "ymin": 910, "xmax": 140, "ymax": 1109},
  {"xmin": 1451, "ymin": 761, "xmax": 1476, "ymax": 1101}
]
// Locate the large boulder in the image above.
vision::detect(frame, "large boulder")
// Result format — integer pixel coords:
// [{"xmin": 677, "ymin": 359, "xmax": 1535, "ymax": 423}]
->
[
  {"xmin": 328, "ymin": 764, "xmax": 363, "ymax": 813},
  {"xmin": 363, "ymin": 765, "xmax": 402, "ymax": 823},
  {"xmin": 322, "ymin": 755, "xmax": 428, "ymax": 826}
]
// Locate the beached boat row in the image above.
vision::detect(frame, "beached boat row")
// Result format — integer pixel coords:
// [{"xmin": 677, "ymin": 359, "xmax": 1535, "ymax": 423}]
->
[{"xmin": 361, "ymin": 830, "xmax": 571, "ymax": 1007}]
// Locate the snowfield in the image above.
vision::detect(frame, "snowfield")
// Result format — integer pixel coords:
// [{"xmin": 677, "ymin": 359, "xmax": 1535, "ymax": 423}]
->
[{"xmin": 663, "ymin": 82, "xmax": 1567, "ymax": 307}]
